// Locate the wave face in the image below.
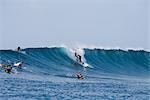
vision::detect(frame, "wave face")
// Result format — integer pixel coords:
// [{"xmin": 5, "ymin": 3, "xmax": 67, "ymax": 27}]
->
[
  {"xmin": 84, "ymin": 49, "xmax": 149, "ymax": 77},
  {"xmin": 0, "ymin": 47, "xmax": 149, "ymax": 78}
]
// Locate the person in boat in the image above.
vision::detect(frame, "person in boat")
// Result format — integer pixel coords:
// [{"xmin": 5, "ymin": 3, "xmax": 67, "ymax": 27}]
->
[{"xmin": 76, "ymin": 72, "xmax": 84, "ymax": 79}]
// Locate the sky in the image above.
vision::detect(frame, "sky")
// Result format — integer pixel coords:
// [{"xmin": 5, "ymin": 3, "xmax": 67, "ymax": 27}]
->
[{"xmin": 0, "ymin": 0, "xmax": 149, "ymax": 50}]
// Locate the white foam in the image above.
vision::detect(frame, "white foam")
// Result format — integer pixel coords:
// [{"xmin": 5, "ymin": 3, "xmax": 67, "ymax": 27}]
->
[
  {"xmin": 74, "ymin": 44, "xmax": 149, "ymax": 52},
  {"xmin": 49, "ymin": 43, "xmax": 149, "ymax": 52},
  {"xmin": 63, "ymin": 46, "xmax": 93, "ymax": 68}
]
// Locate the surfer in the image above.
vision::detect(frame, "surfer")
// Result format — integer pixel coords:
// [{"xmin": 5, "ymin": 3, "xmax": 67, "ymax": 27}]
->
[
  {"xmin": 76, "ymin": 73, "xmax": 84, "ymax": 79},
  {"xmin": 75, "ymin": 52, "xmax": 79, "ymax": 61},
  {"xmin": 75, "ymin": 52, "xmax": 78, "ymax": 58},
  {"xmin": 74, "ymin": 52, "xmax": 83, "ymax": 64},
  {"xmin": 16, "ymin": 47, "xmax": 21, "ymax": 52},
  {"xmin": 4, "ymin": 65, "xmax": 12, "ymax": 74},
  {"xmin": 0, "ymin": 64, "xmax": 12, "ymax": 74},
  {"xmin": 13, "ymin": 61, "xmax": 23, "ymax": 69},
  {"xmin": 0, "ymin": 60, "xmax": 23, "ymax": 73},
  {"xmin": 78, "ymin": 55, "xmax": 83, "ymax": 64}
]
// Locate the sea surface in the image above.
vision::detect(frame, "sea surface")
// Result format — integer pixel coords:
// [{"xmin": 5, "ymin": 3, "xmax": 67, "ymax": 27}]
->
[{"xmin": 0, "ymin": 47, "xmax": 149, "ymax": 100}]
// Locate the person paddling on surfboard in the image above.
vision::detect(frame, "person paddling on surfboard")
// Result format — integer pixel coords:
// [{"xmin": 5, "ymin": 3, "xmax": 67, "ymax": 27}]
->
[
  {"xmin": 0, "ymin": 64, "xmax": 12, "ymax": 74},
  {"xmin": 76, "ymin": 72, "xmax": 84, "ymax": 79},
  {"xmin": 13, "ymin": 61, "xmax": 23, "ymax": 69},
  {"xmin": 4, "ymin": 65, "xmax": 12, "ymax": 74}
]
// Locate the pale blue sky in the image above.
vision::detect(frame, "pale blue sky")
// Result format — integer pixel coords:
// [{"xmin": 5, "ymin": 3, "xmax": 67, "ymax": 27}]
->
[{"xmin": 0, "ymin": 0, "xmax": 149, "ymax": 49}]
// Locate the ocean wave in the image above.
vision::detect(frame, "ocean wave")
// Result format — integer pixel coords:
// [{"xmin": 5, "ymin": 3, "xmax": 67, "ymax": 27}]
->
[{"xmin": 0, "ymin": 47, "xmax": 149, "ymax": 78}]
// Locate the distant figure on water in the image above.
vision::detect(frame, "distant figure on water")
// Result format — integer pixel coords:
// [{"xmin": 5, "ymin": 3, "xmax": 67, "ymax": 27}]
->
[
  {"xmin": 16, "ymin": 47, "xmax": 21, "ymax": 52},
  {"xmin": 76, "ymin": 73, "xmax": 84, "ymax": 79},
  {"xmin": 13, "ymin": 61, "xmax": 23, "ymax": 69},
  {"xmin": 4, "ymin": 65, "xmax": 12, "ymax": 74},
  {"xmin": 0, "ymin": 60, "xmax": 24, "ymax": 74},
  {"xmin": 0, "ymin": 64, "xmax": 12, "ymax": 74}
]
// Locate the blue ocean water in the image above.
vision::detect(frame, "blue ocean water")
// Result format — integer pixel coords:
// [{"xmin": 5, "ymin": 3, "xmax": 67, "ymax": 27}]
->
[{"xmin": 0, "ymin": 47, "xmax": 150, "ymax": 99}]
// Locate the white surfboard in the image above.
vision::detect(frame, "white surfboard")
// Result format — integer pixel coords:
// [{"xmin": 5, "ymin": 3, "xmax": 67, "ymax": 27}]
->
[{"xmin": 75, "ymin": 60, "xmax": 93, "ymax": 68}]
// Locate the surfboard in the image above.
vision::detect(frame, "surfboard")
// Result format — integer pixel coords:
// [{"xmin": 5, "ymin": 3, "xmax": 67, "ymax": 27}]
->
[
  {"xmin": 55, "ymin": 74, "xmax": 84, "ymax": 80},
  {"xmin": 71, "ymin": 50, "xmax": 93, "ymax": 68},
  {"xmin": 76, "ymin": 60, "xmax": 93, "ymax": 68},
  {"xmin": 77, "ymin": 61, "xmax": 88, "ymax": 68}
]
